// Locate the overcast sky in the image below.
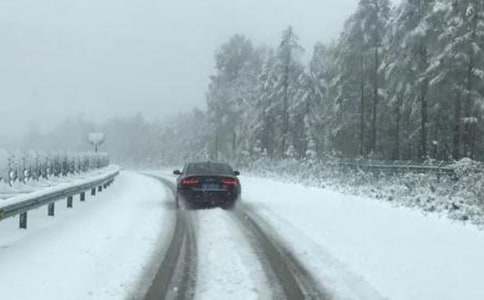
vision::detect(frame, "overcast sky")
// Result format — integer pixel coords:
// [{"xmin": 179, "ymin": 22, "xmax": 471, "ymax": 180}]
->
[{"xmin": 0, "ymin": 0, "xmax": 399, "ymax": 138}]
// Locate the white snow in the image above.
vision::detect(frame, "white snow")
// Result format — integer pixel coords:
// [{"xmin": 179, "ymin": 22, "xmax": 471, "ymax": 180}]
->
[
  {"xmin": 241, "ymin": 175, "xmax": 484, "ymax": 300},
  {"xmin": 0, "ymin": 171, "xmax": 173, "ymax": 300},
  {"xmin": 4, "ymin": 169, "xmax": 484, "ymax": 300},
  {"xmin": 0, "ymin": 165, "xmax": 119, "ymax": 199},
  {"xmin": 195, "ymin": 210, "xmax": 271, "ymax": 300},
  {"xmin": 0, "ymin": 165, "xmax": 120, "ymax": 209}
]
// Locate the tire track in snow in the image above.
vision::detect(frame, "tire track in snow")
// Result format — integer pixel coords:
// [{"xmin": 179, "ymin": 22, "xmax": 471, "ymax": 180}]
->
[
  {"xmin": 233, "ymin": 206, "xmax": 332, "ymax": 300},
  {"xmin": 194, "ymin": 209, "xmax": 272, "ymax": 299},
  {"xmin": 143, "ymin": 176, "xmax": 198, "ymax": 300},
  {"xmin": 146, "ymin": 174, "xmax": 329, "ymax": 300}
]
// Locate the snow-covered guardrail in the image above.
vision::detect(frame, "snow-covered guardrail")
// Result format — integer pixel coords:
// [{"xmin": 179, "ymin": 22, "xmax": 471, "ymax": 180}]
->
[
  {"xmin": 0, "ymin": 150, "xmax": 110, "ymax": 186},
  {"xmin": 0, "ymin": 166, "xmax": 120, "ymax": 229}
]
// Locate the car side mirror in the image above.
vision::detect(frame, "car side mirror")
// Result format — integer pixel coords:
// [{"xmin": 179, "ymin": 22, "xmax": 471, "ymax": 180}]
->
[
  {"xmin": 234, "ymin": 170, "xmax": 240, "ymax": 176},
  {"xmin": 173, "ymin": 170, "xmax": 182, "ymax": 175}
]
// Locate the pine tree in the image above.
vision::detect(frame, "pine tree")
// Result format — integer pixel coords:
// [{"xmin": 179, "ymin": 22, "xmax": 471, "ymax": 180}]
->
[
  {"xmin": 330, "ymin": 0, "xmax": 391, "ymax": 157},
  {"xmin": 428, "ymin": 0, "xmax": 484, "ymax": 159},
  {"xmin": 206, "ymin": 35, "xmax": 258, "ymax": 160},
  {"xmin": 276, "ymin": 26, "xmax": 304, "ymax": 158},
  {"xmin": 249, "ymin": 49, "xmax": 279, "ymax": 159}
]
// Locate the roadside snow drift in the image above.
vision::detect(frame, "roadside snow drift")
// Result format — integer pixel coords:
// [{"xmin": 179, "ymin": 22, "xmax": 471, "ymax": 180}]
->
[
  {"xmin": 241, "ymin": 176, "xmax": 484, "ymax": 300},
  {"xmin": 0, "ymin": 171, "xmax": 173, "ymax": 300},
  {"xmin": 0, "ymin": 165, "xmax": 117, "ymax": 199}
]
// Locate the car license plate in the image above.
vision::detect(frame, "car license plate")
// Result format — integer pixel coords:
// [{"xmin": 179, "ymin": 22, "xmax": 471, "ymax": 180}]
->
[{"xmin": 202, "ymin": 183, "xmax": 220, "ymax": 190}]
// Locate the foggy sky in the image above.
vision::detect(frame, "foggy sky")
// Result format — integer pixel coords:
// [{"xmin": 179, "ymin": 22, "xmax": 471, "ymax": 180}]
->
[{"xmin": 0, "ymin": 0, "xmax": 399, "ymax": 138}]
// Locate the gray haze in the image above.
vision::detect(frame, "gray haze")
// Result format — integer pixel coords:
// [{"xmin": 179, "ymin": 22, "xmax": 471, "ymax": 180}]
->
[{"xmin": 0, "ymin": 0, "xmax": 398, "ymax": 138}]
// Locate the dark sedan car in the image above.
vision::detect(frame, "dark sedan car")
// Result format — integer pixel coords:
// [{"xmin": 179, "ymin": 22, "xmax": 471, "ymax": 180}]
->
[{"xmin": 173, "ymin": 161, "xmax": 241, "ymax": 209}]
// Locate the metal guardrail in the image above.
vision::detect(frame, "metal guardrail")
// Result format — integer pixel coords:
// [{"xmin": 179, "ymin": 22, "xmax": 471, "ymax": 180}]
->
[
  {"xmin": 0, "ymin": 167, "xmax": 120, "ymax": 229},
  {"xmin": 327, "ymin": 160, "xmax": 455, "ymax": 175},
  {"xmin": 0, "ymin": 151, "xmax": 110, "ymax": 186}
]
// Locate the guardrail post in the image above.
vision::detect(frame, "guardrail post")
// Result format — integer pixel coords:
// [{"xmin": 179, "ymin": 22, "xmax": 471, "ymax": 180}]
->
[
  {"xmin": 48, "ymin": 203, "xmax": 55, "ymax": 216},
  {"xmin": 19, "ymin": 212, "xmax": 27, "ymax": 229},
  {"xmin": 98, "ymin": 185, "xmax": 102, "ymax": 192},
  {"xmin": 67, "ymin": 196, "xmax": 73, "ymax": 208},
  {"xmin": 80, "ymin": 192, "xmax": 86, "ymax": 202},
  {"xmin": 91, "ymin": 188, "xmax": 96, "ymax": 196}
]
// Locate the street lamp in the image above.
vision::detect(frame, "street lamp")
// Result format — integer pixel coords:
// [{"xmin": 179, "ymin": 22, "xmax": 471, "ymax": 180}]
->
[{"xmin": 88, "ymin": 132, "xmax": 105, "ymax": 153}]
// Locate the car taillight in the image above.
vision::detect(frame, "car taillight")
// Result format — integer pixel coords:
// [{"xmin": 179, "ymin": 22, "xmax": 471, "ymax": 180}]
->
[
  {"xmin": 181, "ymin": 178, "xmax": 200, "ymax": 187},
  {"xmin": 222, "ymin": 178, "xmax": 239, "ymax": 187}
]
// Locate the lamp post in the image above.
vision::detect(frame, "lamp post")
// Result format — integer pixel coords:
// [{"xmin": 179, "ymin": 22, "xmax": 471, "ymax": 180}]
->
[{"xmin": 88, "ymin": 132, "xmax": 105, "ymax": 153}]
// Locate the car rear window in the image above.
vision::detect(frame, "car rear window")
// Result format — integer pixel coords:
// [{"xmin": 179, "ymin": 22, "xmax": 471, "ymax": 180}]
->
[{"xmin": 186, "ymin": 163, "xmax": 233, "ymax": 175}]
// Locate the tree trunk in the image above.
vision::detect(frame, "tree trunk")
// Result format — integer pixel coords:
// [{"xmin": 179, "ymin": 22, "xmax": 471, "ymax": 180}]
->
[
  {"xmin": 453, "ymin": 92, "xmax": 462, "ymax": 160},
  {"xmin": 403, "ymin": 105, "xmax": 412, "ymax": 160},
  {"xmin": 262, "ymin": 96, "xmax": 274, "ymax": 159},
  {"xmin": 418, "ymin": 45, "xmax": 429, "ymax": 160},
  {"xmin": 394, "ymin": 94, "xmax": 403, "ymax": 160},
  {"xmin": 370, "ymin": 47, "xmax": 379, "ymax": 155},
  {"xmin": 463, "ymin": 6, "xmax": 478, "ymax": 158},
  {"xmin": 359, "ymin": 69, "xmax": 366, "ymax": 157},
  {"xmin": 420, "ymin": 92, "xmax": 428, "ymax": 160},
  {"xmin": 281, "ymin": 62, "xmax": 290, "ymax": 158},
  {"xmin": 304, "ymin": 99, "xmax": 311, "ymax": 157}
]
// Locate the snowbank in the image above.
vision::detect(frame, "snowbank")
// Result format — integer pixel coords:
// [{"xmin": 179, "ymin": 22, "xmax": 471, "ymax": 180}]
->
[
  {"xmin": 0, "ymin": 171, "xmax": 173, "ymax": 300},
  {"xmin": 242, "ymin": 175, "xmax": 484, "ymax": 300},
  {"xmin": 0, "ymin": 165, "xmax": 116, "ymax": 200},
  {"xmin": 0, "ymin": 165, "xmax": 120, "ymax": 210},
  {"xmin": 244, "ymin": 158, "xmax": 484, "ymax": 225}
]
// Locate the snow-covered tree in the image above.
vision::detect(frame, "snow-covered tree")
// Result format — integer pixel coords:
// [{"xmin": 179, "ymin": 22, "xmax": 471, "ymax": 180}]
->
[
  {"xmin": 330, "ymin": 0, "xmax": 391, "ymax": 157},
  {"xmin": 427, "ymin": 0, "xmax": 484, "ymax": 159},
  {"xmin": 206, "ymin": 35, "xmax": 259, "ymax": 161},
  {"xmin": 276, "ymin": 26, "xmax": 305, "ymax": 158}
]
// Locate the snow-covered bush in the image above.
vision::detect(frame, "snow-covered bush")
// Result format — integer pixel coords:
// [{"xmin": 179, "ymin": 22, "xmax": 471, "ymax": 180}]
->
[
  {"xmin": 0, "ymin": 149, "xmax": 9, "ymax": 182},
  {"xmin": 0, "ymin": 150, "xmax": 111, "ymax": 187},
  {"xmin": 245, "ymin": 158, "xmax": 484, "ymax": 226}
]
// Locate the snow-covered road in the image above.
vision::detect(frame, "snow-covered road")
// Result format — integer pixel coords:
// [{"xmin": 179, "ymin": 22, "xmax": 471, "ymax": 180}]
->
[
  {"xmin": 145, "ymin": 175, "xmax": 331, "ymax": 300},
  {"xmin": 1, "ymin": 170, "xmax": 483, "ymax": 300},
  {"xmin": 148, "ymin": 173, "xmax": 484, "ymax": 300}
]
